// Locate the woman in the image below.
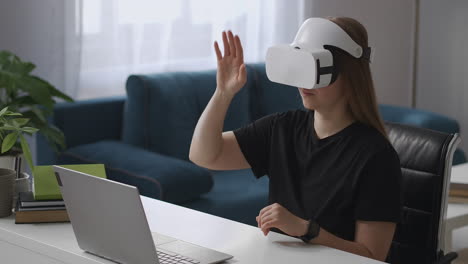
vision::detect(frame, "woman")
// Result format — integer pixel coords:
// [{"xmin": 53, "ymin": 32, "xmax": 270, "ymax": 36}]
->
[{"xmin": 189, "ymin": 17, "xmax": 401, "ymax": 262}]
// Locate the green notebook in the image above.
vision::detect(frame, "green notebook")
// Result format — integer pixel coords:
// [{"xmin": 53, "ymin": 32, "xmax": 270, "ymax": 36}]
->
[{"xmin": 33, "ymin": 164, "xmax": 107, "ymax": 200}]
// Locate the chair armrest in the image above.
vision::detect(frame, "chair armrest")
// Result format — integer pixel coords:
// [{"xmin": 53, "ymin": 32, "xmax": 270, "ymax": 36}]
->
[
  {"xmin": 57, "ymin": 140, "xmax": 214, "ymax": 204},
  {"xmin": 437, "ymin": 251, "xmax": 458, "ymax": 264},
  {"xmin": 36, "ymin": 97, "xmax": 126, "ymax": 165}
]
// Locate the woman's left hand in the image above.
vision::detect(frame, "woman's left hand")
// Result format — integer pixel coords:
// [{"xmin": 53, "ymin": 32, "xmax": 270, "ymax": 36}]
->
[{"xmin": 256, "ymin": 203, "xmax": 309, "ymax": 237}]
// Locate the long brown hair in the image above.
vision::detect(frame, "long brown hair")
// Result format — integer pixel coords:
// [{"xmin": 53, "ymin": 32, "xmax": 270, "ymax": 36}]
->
[{"xmin": 327, "ymin": 17, "xmax": 388, "ymax": 140}]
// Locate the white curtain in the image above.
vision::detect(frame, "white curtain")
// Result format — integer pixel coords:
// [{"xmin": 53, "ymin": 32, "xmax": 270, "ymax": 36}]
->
[{"xmin": 67, "ymin": 0, "xmax": 310, "ymax": 99}]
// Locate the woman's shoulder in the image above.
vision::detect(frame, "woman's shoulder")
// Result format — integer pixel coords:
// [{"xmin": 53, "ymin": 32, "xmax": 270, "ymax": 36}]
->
[{"xmin": 353, "ymin": 122, "xmax": 399, "ymax": 159}]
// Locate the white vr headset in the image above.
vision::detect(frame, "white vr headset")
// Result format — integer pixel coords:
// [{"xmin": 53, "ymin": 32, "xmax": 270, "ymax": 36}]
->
[{"xmin": 265, "ymin": 17, "xmax": 372, "ymax": 89}]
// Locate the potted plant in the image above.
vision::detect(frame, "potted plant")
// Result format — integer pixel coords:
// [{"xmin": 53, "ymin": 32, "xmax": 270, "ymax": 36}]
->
[
  {"xmin": 0, "ymin": 106, "xmax": 39, "ymax": 209},
  {"xmin": 0, "ymin": 50, "xmax": 74, "ymax": 211}
]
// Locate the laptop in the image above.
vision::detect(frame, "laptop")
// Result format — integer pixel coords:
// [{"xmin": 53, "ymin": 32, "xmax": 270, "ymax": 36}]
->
[{"xmin": 53, "ymin": 165, "xmax": 233, "ymax": 264}]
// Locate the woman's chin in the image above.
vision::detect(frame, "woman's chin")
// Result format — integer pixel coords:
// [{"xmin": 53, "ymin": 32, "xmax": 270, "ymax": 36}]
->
[
  {"xmin": 302, "ymin": 100, "xmax": 317, "ymax": 110},
  {"xmin": 300, "ymin": 97, "xmax": 317, "ymax": 109}
]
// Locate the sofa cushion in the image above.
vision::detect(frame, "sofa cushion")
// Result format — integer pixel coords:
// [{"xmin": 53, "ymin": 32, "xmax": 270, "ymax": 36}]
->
[
  {"xmin": 57, "ymin": 140, "xmax": 213, "ymax": 204},
  {"xmin": 182, "ymin": 169, "xmax": 269, "ymax": 226},
  {"xmin": 122, "ymin": 67, "xmax": 257, "ymax": 161}
]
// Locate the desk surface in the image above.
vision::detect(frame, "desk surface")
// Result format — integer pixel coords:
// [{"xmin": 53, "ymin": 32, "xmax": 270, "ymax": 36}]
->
[
  {"xmin": 448, "ymin": 163, "xmax": 468, "ymax": 220},
  {"xmin": 452, "ymin": 163, "xmax": 468, "ymax": 184},
  {"xmin": 0, "ymin": 196, "xmax": 383, "ymax": 264}
]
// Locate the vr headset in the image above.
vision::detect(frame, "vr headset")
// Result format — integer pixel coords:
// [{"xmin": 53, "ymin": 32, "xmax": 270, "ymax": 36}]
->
[{"xmin": 265, "ymin": 17, "xmax": 372, "ymax": 89}]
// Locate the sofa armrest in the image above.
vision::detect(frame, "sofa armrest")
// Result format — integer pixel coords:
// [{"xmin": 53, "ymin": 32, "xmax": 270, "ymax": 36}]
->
[
  {"xmin": 379, "ymin": 104, "xmax": 460, "ymax": 134},
  {"xmin": 57, "ymin": 140, "xmax": 214, "ymax": 204},
  {"xmin": 55, "ymin": 96, "xmax": 126, "ymax": 147},
  {"xmin": 36, "ymin": 97, "xmax": 126, "ymax": 165}
]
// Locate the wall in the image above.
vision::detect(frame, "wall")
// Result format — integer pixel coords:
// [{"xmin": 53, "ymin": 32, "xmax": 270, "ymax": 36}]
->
[
  {"xmin": 309, "ymin": 0, "xmax": 416, "ymax": 107},
  {"xmin": 0, "ymin": 0, "xmax": 66, "ymax": 165},
  {"xmin": 416, "ymin": 0, "xmax": 468, "ymax": 151},
  {"xmin": 0, "ymin": 0, "xmax": 66, "ymax": 91}
]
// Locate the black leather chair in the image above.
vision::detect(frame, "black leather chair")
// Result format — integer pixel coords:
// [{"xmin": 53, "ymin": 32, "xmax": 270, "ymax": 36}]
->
[{"xmin": 385, "ymin": 122, "xmax": 460, "ymax": 264}]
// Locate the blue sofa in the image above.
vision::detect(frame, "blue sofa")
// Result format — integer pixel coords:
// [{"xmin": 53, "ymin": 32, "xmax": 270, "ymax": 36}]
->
[{"xmin": 36, "ymin": 63, "xmax": 466, "ymax": 226}]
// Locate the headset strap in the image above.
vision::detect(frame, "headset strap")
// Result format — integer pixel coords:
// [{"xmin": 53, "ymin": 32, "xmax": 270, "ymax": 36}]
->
[{"xmin": 362, "ymin": 47, "xmax": 372, "ymax": 63}]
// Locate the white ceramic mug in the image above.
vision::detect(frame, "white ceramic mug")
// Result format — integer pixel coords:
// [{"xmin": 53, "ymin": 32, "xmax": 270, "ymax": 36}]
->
[{"xmin": 12, "ymin": 172, "xmax": 31, "ymax": 209}]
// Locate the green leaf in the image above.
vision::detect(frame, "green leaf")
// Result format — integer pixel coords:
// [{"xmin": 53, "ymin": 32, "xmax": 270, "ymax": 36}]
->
[
  {"xmin": 19, "ymin": 134, "xmax": 34, "ymax": 171},
  {"xmin": 0, "ymin": 126, "xmax": 18, "ymax": 131},
  {"xmin": 1, "ymin": 132, "xmax": 18, "ymax": 153},
  {"xmin": 0, "ymin": 50, "xmax": 35, "ymax": 75},
  {"xmin": 21, "ymin": 127, "xmax": 39, "ymax": 134},
  {"xmin": 12, "ymin": 118, "xmax": 29, "ymax": 126},
  {"xmin": 4, "ymin": 112, "xmax": 22, "ymax": 116},
  {"xmin": 39, "ymin": 125, "xmax": 66, "ymax": 151},
  {"xmin": 22, "ymin": 108, "xmax": 47, "ymax": 123},
  {"xmin": 18, "ymin": 76, "xmax": 54, "ymax": 109},
  {"xmin": 6, "ymin": 95, "xmax": 37, "ymax": 109},
  {"xmin": 0, "ymin": 107, "xmax": 8, "ymax": 117},
  {"xmin": 33, "ymin": 76, "xmax": 74, "ymax": 102},
  {"xmin": 0, "ymin": 51, "xmax": 10, "ymax": 64}
]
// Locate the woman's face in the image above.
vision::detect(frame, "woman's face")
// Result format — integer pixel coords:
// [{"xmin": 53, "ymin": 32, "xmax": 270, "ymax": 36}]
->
[{"xmin": 298, "ymin": 75, "xmax": 347, "ymax": 111}]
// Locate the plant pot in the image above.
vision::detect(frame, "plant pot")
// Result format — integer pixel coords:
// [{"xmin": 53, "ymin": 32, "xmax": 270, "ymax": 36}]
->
[{"xmin": 0, "ymin": 168, "xmax": 16, "ymax": 217}]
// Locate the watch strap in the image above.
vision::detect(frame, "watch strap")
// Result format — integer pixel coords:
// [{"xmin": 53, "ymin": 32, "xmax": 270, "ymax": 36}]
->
[{"xmin": 299, "ymin": 219, "xmax": 320, "ymax": 243}]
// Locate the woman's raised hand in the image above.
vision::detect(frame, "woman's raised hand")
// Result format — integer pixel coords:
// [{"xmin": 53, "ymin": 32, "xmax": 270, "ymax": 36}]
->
[{"xmin": 214, "ymin": 30, "xmax": 247, "ymax": 96}]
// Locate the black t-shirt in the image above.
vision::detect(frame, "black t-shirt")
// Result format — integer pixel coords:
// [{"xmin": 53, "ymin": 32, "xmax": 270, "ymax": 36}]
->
[{"xmin": 233, "ymin": 109, "xmax": 402, "ymax": 241}]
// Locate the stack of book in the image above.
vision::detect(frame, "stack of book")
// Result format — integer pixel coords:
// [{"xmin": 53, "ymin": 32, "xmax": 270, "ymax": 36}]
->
[
  {"xmin": 14, "ymin": 164, "xmax": 107, "ymax": 224},
  {"xmin": 15, "ymin": 191, "xmax": 68, "ymax": 224}
]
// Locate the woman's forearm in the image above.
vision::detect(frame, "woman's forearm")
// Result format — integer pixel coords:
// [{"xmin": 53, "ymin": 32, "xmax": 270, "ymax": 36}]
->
[
  {"xmin": 310, "ymin": 228, "xmax": 376, "ymax": 260},
  {"xmin": 189, "ymin": 89, "xmax": 234, "ymax": 166}
]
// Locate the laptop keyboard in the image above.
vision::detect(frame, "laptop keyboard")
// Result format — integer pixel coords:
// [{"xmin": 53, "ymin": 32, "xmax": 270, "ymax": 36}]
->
[{"xmin": 157, "ymin": 250, "xmax": 200, "ymax": 264}]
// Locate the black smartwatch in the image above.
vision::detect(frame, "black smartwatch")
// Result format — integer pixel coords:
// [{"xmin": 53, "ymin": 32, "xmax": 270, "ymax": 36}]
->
[{"xmin": 299, "ymin": 220, "xmax": 320, "ymax": 243}]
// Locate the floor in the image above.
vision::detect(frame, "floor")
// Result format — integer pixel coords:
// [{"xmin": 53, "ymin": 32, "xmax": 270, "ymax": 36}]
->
[{"xmin": 452, "ymin": 226, "xmax": 468, "ymax": 263}]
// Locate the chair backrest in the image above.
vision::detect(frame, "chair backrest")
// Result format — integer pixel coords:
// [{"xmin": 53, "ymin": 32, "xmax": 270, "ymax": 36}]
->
[{"xmin": 384, "ymin": 122, "xmax": 460, "ymax": 263}]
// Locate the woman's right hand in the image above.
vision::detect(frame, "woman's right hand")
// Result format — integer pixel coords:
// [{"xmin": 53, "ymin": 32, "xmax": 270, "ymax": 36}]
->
[{"xmin": 214, "ymin": 30, "xmax": 247, "ymax": 96}]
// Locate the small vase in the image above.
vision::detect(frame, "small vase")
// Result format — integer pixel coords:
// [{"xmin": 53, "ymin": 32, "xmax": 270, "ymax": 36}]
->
[{"xmin": 0, "ymin": 168, "xmax": 16, "ymax": 217}]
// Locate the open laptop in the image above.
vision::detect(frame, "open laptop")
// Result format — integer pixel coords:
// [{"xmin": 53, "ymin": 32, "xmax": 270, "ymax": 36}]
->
[{"xmin": 53, "ymin": 165, "xmax": 233, "ymax": 264}]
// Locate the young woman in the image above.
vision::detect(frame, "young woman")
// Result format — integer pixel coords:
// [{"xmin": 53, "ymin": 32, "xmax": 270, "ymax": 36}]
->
[{"xmin": 189, "ymin": 17, "xmax": 401, "ymax": 262}]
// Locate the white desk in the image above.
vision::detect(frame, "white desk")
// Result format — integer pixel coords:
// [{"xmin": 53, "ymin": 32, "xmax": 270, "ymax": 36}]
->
[
  {"xmin": 445, "ymin": 163, "xmax": 468, "ymax": 253},
  {"xmin": 0, "ymin": 196, "xmax": 384, "ymax": 264}
]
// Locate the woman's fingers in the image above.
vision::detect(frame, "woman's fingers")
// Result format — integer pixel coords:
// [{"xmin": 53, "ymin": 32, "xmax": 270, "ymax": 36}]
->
[
  {"xmin": 259, "ymin": 204, "xmax": 273, "ymax": 216},
  {"xmin": 214, "ymin": 41, "xmax": 222, "ymax": 61},
  {"xmin": 235, "ymin": 35, "xmax": 244, "ymax": 63},
  {"xmin": 217, "ymin": 30, "xmax": 243, "ymax": 62},
  {"xmin": 238, "ymin": 64, "xmax": 246, "ymax": 83},
  {"xmin": 261, "ymin": 220, "xmax": 276, "ymax": 236},
  {"xmin": 228, "ymin": 30, "xmax": 236, "ymax": 58},
  {"xmin": 259, "ymin": 210, "xmax": 273, "ymax": 225},
  {"xmin": 260, "ymin": 215, "xmax": 275, "ymax": 228},
  {"xmin": 222, "ymin": 31, "xmax": 230, "ymax": 57}
]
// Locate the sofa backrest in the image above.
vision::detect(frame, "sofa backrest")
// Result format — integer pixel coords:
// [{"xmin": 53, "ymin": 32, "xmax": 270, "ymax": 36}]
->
[
  {"xmin": 122, "ymin": 67, "xmax": 257, "ymax": 161},
  {"xmin": 248, "ymin": 63, "xmax": 304, "ymax": 118}
]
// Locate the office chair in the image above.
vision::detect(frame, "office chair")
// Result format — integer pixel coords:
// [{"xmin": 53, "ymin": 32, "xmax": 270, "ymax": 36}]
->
[{"xmin": 384, "ymin": 122, "xmax": 460, "ymax": 264}]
